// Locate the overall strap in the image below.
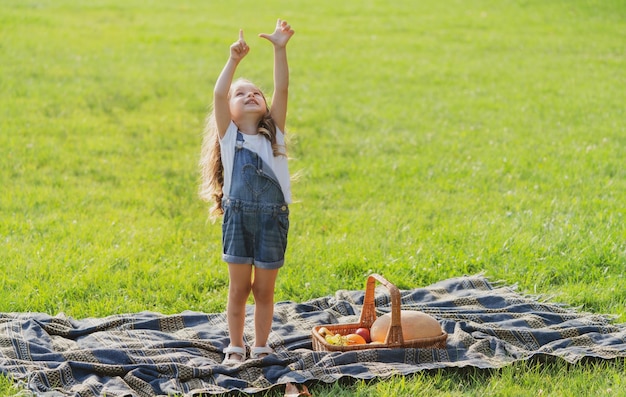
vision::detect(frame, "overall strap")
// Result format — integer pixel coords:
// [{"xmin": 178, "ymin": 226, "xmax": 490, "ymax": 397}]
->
[{"xmin": 236, "ymin": 131, "xmax": 244, "ymax": 149}]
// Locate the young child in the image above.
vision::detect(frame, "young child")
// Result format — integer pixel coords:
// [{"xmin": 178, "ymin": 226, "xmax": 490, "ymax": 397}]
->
[{"xmin": 199, "ymin": 19, "xmax": 294, "ymax": 364}]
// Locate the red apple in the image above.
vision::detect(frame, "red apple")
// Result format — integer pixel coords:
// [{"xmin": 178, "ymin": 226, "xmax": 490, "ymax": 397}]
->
[{"xmin": 355, "ymin": 327, "xmax": 371, "ymax": 343}]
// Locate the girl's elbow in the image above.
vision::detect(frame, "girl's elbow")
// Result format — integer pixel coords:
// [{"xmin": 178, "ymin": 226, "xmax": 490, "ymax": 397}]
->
[{"xmin": 214, "ymin": 90, "xmax": 228, "ymax": 101}]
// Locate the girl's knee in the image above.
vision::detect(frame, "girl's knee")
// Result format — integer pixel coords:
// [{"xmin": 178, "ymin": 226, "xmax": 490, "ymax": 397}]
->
[
  {"xmin": 251, "ymin": 284, "xmax": 274, "ymax": 304},
  {"xmin": 229, "ymin": 283, "xmax": 252, "ymax": 302}
]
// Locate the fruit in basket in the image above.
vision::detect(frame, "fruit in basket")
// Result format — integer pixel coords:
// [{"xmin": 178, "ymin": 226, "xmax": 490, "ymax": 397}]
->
[
  {"xmin": 318, "ymin": 327, "xmax": 334, "ymax": 337},
  {"xmin": 345, "ymin": 333, "xmax": 367, "ymax": 345},
  {"xmin": 325, "ymin": 333, "xmax": 344, "ymax": 346},
  {"xmin": 370, "ymin": 310, "xmax": 442, "ymax": 343},
  {"xmin": 354, "ymin": 327, "xmax": 371, "ymax": 343}
]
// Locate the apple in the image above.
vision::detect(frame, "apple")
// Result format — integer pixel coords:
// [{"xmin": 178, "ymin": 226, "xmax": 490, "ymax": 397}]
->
[{"xmin": 355, "ymin": 327, "xmax": 371, "ymax": 343}]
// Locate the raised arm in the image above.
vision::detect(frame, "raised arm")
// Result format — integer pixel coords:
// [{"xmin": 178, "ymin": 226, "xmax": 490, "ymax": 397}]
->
[
  {"xmin": 259, "ymin": 19, "xmax": 295, "ymax": 132},
  {"xmin": 213, "ymin": 30, "xmax": 249, "ymax": 137}
]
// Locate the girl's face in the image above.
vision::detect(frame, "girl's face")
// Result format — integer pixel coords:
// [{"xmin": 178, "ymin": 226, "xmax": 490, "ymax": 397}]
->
[{"xmin": 229, "ymin": 82, "xmax": 267, "ymax": 121}]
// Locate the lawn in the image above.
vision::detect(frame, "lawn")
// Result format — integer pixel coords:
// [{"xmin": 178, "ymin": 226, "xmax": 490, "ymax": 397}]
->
[{"xmin": 0, "ymin": 0, "xmax": 624, "ymax": 395}]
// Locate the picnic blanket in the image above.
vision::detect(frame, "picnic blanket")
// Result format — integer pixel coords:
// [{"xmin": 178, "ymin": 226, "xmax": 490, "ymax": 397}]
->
[{"xmin": 1, "ymin": 275, "xmax": 624, "ymax": 396}]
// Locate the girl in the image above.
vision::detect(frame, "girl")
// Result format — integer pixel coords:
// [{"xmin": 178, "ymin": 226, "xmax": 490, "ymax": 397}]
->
[{"xmin": 199, "ymin": 19, "xmax": 294, "ymax": 364}]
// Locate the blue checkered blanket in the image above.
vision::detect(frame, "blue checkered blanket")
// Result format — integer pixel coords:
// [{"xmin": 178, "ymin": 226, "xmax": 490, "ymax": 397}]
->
[{"xmin": 1, "ymin": 275, "xmax": 624, "ymax": 396}]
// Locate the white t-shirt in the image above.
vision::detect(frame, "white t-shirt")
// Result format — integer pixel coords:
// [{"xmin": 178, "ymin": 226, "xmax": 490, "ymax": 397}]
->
[{"xmin": 220, "ymin": 121, "xmax": 292, "ymax": 204}]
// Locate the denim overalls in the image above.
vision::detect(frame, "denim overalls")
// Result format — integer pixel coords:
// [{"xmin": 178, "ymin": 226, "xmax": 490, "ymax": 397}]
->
[{"xmin": 221, "ymin": 132, "xmax": 289, "ymax": 269}]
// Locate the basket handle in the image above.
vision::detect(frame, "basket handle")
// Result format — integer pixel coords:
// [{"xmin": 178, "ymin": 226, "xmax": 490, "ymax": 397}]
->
[{"xmin": 358, "ymin": 273, "xmax": 404, "ymax": 346}]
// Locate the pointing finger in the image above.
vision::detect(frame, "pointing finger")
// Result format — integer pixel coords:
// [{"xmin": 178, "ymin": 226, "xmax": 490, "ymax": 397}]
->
[{"xmin": 239, "ymin": 29, "xmax": 244, "ymax": 41}]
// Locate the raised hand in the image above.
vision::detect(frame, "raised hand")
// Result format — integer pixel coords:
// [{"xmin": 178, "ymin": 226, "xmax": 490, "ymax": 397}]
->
[
  {"xmin": 258, "ymin": 19, "xmax": 295, "ymax": 48},
  {"xmin": 230, "ymin": 29, "xmax": 249, "ymax": 62}
]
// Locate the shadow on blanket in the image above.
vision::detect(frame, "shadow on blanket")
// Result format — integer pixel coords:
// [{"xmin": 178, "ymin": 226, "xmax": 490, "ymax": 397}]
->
[{"xmin": 1, "ymin": 275, "xmax": 624, "ymax": 396}]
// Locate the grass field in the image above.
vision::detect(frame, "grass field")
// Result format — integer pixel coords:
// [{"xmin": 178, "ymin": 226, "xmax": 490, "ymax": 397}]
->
[{"xmin": 1, "ymin": 0, "xmax": 625, "ymax": 395}]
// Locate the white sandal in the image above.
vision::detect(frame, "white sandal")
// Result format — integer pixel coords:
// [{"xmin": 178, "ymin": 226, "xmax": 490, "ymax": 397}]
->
[
  {"xmin": 222, "ymin": 345, "xmax": 246, "ymax": 365},
  {"xmin": 250, "ymin": 345, "xmax": 274, "ymax": 359}
]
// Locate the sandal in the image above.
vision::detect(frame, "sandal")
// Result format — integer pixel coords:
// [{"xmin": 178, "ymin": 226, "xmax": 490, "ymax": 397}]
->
[
  {"xmin": 250, "ymin": 345, "xmax": 274, "ymax": 359},
  {"xmin": 222, "ymin": 345, "xmax": 246, "ymax": 365}
]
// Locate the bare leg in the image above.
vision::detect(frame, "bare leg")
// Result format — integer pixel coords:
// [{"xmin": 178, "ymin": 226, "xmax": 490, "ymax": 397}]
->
[
  {"xmin": 251, "ymin": 267, "xmax": 279, "ymax": 349},
  {"xmin": 226, "ymin": 263, "xmax": 253, "ymax": 360}
]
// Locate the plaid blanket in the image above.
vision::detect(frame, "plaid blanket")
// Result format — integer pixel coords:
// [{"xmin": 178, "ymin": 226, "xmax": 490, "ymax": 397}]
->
[{"xmin": 1, "ymin": 275, "xmax": 624, "ymax": 396}]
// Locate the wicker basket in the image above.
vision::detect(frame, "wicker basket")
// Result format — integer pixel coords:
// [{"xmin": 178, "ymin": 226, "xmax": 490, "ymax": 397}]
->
[{"xmin": 311, "ymin": 274, "xmax": 447, "ymax": 352}]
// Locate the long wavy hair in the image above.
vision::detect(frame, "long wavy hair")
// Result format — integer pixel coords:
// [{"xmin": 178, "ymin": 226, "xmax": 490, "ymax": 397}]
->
[{"xmin": 199, "ymin": 78, "xmax": 286, "ymax": 219}]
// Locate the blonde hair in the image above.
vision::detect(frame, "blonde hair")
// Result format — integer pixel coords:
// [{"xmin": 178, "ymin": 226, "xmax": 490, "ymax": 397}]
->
[{"xmin": 199, "ymin": 78, "xmax": 286, "ymax": 218}]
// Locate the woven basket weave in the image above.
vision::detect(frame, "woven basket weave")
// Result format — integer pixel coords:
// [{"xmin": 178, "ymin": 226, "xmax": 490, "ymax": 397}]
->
[{"xmin": 311, "ymin": 274, "xmax": 447, "ymax": 352}]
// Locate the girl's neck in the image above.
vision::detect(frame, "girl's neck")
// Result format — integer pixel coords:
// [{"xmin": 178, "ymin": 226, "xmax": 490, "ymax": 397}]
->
[{"xmin": 234, "ymin": 119, "xmax": 259, "ymax": 135}]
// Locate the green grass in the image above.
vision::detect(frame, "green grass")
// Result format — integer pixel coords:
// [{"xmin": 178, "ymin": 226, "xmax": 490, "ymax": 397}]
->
[
  {"xmin": 312, "ymin": 359, "xmax": 626, "ymax": 397},
  {"xmin": 1, "ymin": 0, "xmax": 625, "ymax": 395}
]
